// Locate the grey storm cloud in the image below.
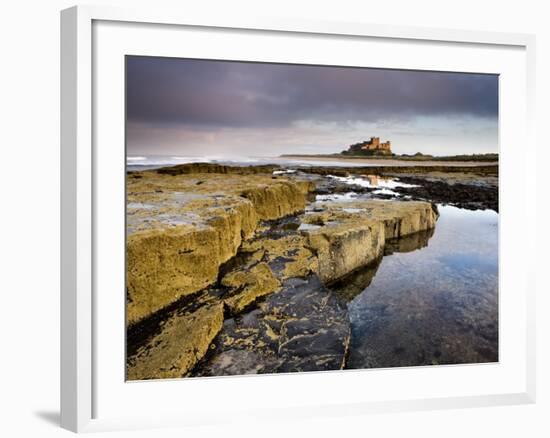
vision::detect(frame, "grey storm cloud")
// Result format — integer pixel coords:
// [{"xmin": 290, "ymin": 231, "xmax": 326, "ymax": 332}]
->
[{"xmin": 126, "ymin": 56, "xmax": 498, "ymax": 128}]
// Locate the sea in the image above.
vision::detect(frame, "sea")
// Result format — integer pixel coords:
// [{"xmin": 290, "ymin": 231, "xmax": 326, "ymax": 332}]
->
[{"xmin": 126, "ymin": 154, "xmax": 382, "ymax": 171}]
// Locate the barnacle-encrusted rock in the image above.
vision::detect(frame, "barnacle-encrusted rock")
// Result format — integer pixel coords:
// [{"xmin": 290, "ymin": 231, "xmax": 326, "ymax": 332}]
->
[
  {"xmin": 126, "ymin": 165, "xmax": 440, "ymax": 379},
  {"xmin": 354, "ymin": 200, "xmax": 438, "ymax": 239},
  {"xmin": 155, "ymin": 162, "xmax": 280, "ymax": 175},
  {"xmin": 126, "ymin": 171, "xmax": 314, "ymax": 325},
  {"xmin": 127, "ymin": 203, "xmax": 257, "ymax": 325},
  {"xmin": 241, "ymin": 234, "xmax": 318, "ymax": 280},
  {"xmin": 305, "ymin": 219, "xmax": 385, "ymax": 284},
  {"xmin": 221, "ymin": 262, "xmax": 281, "ymax": 314},
  {"xmin": 240, "ymin": 181, "xmax": 308, "ymax": 220},
  {"xmin": 194, "ymin": 275, "xmax": 351, "ymax": 376},
  {"xmin": 301, "ymin": 200, "xmax": 438, "ymax": 284},
  {"xmin": 127, "ymin": 303, "xmax": 224, "ymax": 380}
]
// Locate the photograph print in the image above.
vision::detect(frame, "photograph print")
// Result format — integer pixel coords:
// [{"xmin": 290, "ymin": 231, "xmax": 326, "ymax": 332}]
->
[{"xmin": 125, "ymin": 56, "xmax": 499, "ymax": 380}]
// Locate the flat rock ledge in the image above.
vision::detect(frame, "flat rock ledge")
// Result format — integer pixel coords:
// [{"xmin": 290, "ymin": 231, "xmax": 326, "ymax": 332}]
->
[
  {"xmin": 221, "ymin": 262, "xmax": 281, "ymax": 314},
  {"xmin": 126, "ymin": 166, "xmax": 438, "ymax": 379},
  {"xmin": 126, "ymin": 169, "xmax": 314, "ymax": 325},
  {"xmin": 127, "ymin": 303, "xmax": 224, "ymax": 380},
  {"xmin": 302, "ymin": 200, "xmax": 438, "ymax": 283}
]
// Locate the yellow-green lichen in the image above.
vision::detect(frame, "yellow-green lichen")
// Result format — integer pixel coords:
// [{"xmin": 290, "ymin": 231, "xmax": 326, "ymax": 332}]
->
[
  {"xmin": 127, "ymin": 303, "xmax": 224, "ymax": 380},
  {"xmin": 221, "ymin": 262, "xmax": 281, "ymax": 314}
]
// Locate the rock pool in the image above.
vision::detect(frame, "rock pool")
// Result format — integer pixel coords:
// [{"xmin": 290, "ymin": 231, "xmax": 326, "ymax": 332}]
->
[{"xmin": 344, "ymin": 205, "xmax": 498, "ymax": 368}]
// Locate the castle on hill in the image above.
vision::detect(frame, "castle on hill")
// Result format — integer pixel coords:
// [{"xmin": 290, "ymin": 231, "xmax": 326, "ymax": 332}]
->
[{"xmin": 342, "ymin": 137, "xmax": 393, "ymax": 156}]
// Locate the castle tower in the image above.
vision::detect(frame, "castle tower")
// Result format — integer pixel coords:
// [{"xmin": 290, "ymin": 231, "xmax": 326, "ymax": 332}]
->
[{"xmin": 347, "ymin": 137, "xmax": 392, "ymax": 155}]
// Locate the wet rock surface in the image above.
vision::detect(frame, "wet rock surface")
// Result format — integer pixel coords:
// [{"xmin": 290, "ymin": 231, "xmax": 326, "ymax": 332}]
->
[
  {"xmin": 303, "ymin": 166, "xmax": 498, "ymax": 212},
  {"xmin": 302, "ymin": 200, "xmax": 438, "ymax": 283},
  {"xmin": 221, "ymin": 262, "xmax": 281, "ymax": 314},
  {"xmin": 391, "ymin": 176, "xmax": 498, "ymax": 212},
  {"xmin": 127, "ymin": 302, "xmax": 224, "ymax": 380},
  {"xmin": 294, "ymin": 164, "xmax": 498, "ymax": 178},
  {"xmin": 193, "ymin": 275, "xmax": 351, "ymax": 376},
  {"xmin": 278, "ymin": 163, "xmax": 497, "ymax": 211},
  {"xmin": 126, "ymin": 171, "xmax": 313, "ymax": 325},
  {"xmin": 345, "ymin": 205, "xmax": 498, "ymax": 369},
  {"xmin": 154, "ymin": 162, "xmax": 281, "ymax": 176},
  {"xmin": 125, "ymin": 162, "xmax": 497, "ymax": 379}
]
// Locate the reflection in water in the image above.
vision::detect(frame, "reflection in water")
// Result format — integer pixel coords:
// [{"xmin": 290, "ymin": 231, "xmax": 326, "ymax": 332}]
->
[
  {"xmin": 384, "ymin": 227, "xmax": 435, "ymax": 256},
  {"xmin": 329, "ymin": 228, "xmax": 435, "ymax": 303},
  {"xmin": 364, "ymin": 174, "xmax": 380, "ymax": 186},
  {"xmin": 329, "ymin": 259, "xmax": 382, "ymax": 303},
  {"xmin": 343, "ymin": 205, "xmax": 498, "ymax": 369},
  {"xmin": 328, "ymin": 174, "xmax": 420, "ymax": 189}
]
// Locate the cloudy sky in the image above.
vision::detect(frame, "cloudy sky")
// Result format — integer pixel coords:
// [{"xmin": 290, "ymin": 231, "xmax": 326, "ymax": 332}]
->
[{"xmin": 126, "ymin": 56, "xmax": 498, "ymax": 157}]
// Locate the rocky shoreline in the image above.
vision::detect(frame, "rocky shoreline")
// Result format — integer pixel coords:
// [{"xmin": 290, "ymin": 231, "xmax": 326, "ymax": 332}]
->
[
  {"xmin": 300, "ymin": 165, "xmax": 498, "ymax": 212},
  {"xmin": 126, "ymin": 162, "xmax": 497, "ymax": 379}
]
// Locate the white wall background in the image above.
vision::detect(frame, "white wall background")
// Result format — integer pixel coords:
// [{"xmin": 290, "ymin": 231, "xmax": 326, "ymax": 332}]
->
[{"xmin": 0, "ymin": 1, "xmax": 547, "ymax": 437}]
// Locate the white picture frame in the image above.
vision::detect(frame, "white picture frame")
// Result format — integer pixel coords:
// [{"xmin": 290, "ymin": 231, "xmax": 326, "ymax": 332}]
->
[{"xmin": 60, "ymin": 4, "xmax": 537, "ymax": 433}]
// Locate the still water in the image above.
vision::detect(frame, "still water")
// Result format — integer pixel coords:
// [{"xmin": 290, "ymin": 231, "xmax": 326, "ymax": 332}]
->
[{"xmin": 344, "ymin": 205, "xmax": 499, "ymax": 369}]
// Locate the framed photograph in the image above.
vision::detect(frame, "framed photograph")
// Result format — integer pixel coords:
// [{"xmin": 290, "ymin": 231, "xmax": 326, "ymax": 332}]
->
[{"xmin": 61, "ymin": 5, "xmax": 536, "ymax": 433}]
